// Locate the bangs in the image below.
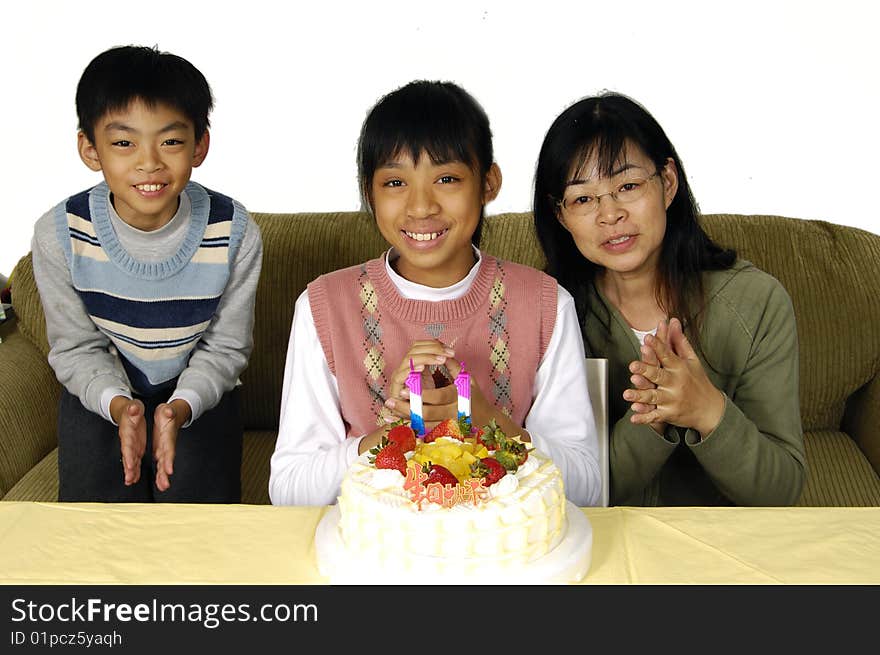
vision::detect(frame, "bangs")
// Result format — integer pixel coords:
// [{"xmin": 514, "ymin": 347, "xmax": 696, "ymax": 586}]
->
[
  {"xmin": 570, "ymin": 128, "xmax": 630, "ymax": 183},
  {"xmin": 358, "ymin": 80, "xmax": 493, "ymax": 198},
  {"xmin": 365, "ymin": 103, "xmax": 483, "ymax": 173},
  {"xmin": 76, "ymin": 46, "xmax": 212, "ymax": 141}
]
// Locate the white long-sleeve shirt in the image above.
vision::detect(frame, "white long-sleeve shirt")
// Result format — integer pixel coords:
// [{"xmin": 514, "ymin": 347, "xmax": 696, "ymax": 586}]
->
[{"xmin": 269, "ymin": 250, "xmax": 601, "ymax": 507}]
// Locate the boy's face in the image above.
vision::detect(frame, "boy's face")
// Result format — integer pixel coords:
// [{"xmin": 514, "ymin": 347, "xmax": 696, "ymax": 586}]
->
[
  {"xmin": 370, "ymin": 151, "xmax": 501, "ymax": 287},
  {"xmin": 78, "ymin": 99, "xmax": 209, "ymax": 231}
]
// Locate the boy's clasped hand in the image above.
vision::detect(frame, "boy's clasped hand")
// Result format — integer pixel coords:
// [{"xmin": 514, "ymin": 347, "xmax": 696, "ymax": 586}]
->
[{"xmin": 110, "ymin": 396, "xmax": 191, "ymax": 490}]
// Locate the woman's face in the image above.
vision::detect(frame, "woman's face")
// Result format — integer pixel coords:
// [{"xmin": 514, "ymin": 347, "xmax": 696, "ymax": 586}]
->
[{"xmin": 556, "ymin": 142, "xmax": 677, "ymax": 280}]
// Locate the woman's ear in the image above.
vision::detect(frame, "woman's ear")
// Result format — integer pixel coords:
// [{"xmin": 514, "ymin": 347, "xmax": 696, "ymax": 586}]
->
[
  {"xmin": 661, "ymin": 157, "xmax": 679, "ymax": 209},
  {"xmin": 77, "ymin": 131, "xmax": 103, "ymax": 172},
  {"xmin": 482, "ymin": 163, "xmax": 502, "ymax": 203}
]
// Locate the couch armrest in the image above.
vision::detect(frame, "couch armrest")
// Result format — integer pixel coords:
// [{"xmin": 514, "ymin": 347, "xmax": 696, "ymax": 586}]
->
[
  {"xmin": 843, "ymin": 373, "xmax": 880, "ymax": 477},
  {"xmin": 0, "ymin": 326, "xmax": 60, "ymax": 498}
]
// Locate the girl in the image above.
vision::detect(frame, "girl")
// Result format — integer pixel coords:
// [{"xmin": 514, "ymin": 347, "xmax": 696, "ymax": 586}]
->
[
  {"xmin": 270, "ymin": 81, "xmax": 601, "ymax": 507},
  {"xmin": 533, "ymin": 92, "xmax": 806, "ymax": 506}
]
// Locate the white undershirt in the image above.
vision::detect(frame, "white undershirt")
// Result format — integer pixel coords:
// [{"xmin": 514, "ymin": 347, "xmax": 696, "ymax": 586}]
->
[
  {"xmin": 269, "ymin": 249, "xmax": 601, "ymax": 508},
  {"xmin": 631, "ymin": 326, "xmax": 658, "ymax": 346}
]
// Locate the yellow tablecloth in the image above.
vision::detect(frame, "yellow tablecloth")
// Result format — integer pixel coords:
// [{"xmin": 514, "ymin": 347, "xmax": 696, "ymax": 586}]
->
[{"xmin": 1, "ymin": 503, "xmax": 877, "ymax": 584}]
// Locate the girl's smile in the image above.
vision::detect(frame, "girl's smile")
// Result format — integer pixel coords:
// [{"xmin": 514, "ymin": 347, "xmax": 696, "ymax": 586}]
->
[{"xmin": 402, "ymin": 227, "xmax": 450, "ymax": 247}]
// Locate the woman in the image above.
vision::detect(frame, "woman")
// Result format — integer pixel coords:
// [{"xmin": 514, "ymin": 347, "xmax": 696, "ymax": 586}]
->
[{"xmin": 533, "ymin": 92, "xmax": 805, "ymax": 506}]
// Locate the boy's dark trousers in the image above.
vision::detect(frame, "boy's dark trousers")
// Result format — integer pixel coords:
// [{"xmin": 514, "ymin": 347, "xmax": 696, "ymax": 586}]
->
[{"xmin": 57, "ymin": 387, "xmax": 243, "ymax": 503}]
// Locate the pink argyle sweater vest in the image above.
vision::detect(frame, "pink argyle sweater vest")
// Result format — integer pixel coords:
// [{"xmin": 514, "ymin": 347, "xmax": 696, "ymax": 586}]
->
[{"xmin": 308, "ymin": 253, "xmax": 558, "ymax": 438}]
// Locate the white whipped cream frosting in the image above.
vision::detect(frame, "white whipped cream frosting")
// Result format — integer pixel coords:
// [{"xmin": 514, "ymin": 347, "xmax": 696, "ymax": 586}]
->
[
  {"xmin": 489, "ymin": 473, "xmax": 519, "ymax": 498},
  {"xmin": 515, "ymin": 456, "xmax": 539, "ymax": 478},
  {"xmin": 370, "ymin": 468, "xmax": 406, "ymax": 490}
]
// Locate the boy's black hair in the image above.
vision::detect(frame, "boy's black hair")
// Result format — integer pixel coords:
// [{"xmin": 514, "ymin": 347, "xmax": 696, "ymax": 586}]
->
[
  {"xmin": 76, "ymin": 45, "xmax": 214, "ymax": 144},
  {"xmin": 357, "ymin": 80, "xmax": 494, "ymax": 246}
]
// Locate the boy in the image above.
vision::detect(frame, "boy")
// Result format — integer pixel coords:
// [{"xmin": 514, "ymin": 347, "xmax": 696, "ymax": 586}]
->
[{"xmin": 31, "ymin": 45, "xmax": 262, "ymax": 502}]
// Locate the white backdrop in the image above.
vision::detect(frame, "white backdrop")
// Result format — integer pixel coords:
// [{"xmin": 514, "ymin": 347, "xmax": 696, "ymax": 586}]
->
[{"xmin": 2, "ymin": 0, "xmax": 878, "ymax": 277}]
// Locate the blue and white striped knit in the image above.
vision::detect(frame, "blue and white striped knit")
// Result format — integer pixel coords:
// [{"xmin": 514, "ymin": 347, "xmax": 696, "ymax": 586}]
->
[{"xmin": 53, "ymin": 181, "xmax": 249, "ymax": 396}]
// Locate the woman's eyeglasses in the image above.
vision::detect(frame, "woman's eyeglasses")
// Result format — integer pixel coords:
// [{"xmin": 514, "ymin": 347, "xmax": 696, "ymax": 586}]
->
[{"xmin": 556, "ymin": 170, "xmax": 660, "ymax": 219}]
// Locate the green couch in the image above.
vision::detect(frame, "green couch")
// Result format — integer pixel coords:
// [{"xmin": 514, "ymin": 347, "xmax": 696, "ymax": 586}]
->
[{"xmin": 2, "ymin": 211, "xmax": 879, "ymax": 505}]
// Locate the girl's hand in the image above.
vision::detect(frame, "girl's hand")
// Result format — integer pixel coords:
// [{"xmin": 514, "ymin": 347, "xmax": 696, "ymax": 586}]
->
[
  {"xmin": 624, "ymin": 318, "xmax": 725, "ymax": 439},
  {"xmin": 386, "ymin": 340, "xmax": 455, "ymax": 402},
  {"xmin": 384, "ymin": 340, "xmax": 457, "ymax": 429}
]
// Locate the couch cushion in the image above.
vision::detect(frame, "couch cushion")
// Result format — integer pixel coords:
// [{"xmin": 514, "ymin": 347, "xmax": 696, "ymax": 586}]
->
[
  {"xmin": 699, "ymin": 214, "xmax": 880, "ymax": 435},
  {"xmin": 2, "ymin": 430, "xmax": 277, "ymax": 505},
  {"xmin": 241, "ymin": 212, "xmax": 388, "ymax": 431},
  {"xmin": 0, "ymin": 329, "xmax": 60, "ymax": 497},
  {"xmin": 796, "ymin": 430, "xmax": 880, "ymax": 506},
  {"xmin": 2, "ymin": 448, "xmax": 57, "ymax": 502}
]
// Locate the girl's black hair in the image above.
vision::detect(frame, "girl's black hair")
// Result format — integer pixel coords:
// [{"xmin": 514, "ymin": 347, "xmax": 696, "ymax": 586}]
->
[
  {"xmin": 533, "ymin": 92, "xmax": 735, "ymax": 339},
  {"xmin": 357, "ymin": 80, "xmax": 494, "ymax": 246},
  {"xmin": 76, "ymin": 45, "xmax": 213, "ymax": 144}
]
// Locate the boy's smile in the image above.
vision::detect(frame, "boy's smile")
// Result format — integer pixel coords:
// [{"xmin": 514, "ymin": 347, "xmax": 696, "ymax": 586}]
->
[
  {"xmin": 78, "ymin": 99, "xmax": 209, "ymax": 231},
  {"xmin": 370, "ymin": 152, "xmax": 500, "ymax": 287}
]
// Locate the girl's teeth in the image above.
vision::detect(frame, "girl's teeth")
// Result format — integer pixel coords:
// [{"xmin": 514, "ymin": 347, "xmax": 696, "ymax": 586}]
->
[
  {"xmin": 406, "ymin": 231, "xmax": 441, "ymax": 241},
  {"xmin": 608, "ymin": 236, "xmax": 630, "ymax": 245}
]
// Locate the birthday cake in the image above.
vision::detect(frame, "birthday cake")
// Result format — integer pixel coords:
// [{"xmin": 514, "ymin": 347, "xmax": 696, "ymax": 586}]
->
[{"xmin": 314, "ymin": 418, "xmax": 593, "ymax": 584}]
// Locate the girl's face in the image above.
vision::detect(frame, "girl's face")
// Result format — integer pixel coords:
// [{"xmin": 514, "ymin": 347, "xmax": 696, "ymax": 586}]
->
[
  {"xmin": 370, "ymin": 151, "xmax": 501, "ymax": 287},
  {"xmin": 556, "ymin": 142, "xmax": 677, "ymax": 281}
]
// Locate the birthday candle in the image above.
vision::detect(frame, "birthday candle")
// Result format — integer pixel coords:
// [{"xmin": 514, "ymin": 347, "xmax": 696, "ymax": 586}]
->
[
  {"xmin": 454, "ymin": 362, "xmax": 471, "ymax": 426},
  {"xmin": 405, "ymin": 358, "xmax": 425, "ymax": 436}
]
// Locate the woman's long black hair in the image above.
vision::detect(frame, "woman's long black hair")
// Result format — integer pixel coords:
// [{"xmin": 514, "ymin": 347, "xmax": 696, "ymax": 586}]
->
[{"xmin": 533, "ymin": 92, "xmax": 735, "ymax": 339}]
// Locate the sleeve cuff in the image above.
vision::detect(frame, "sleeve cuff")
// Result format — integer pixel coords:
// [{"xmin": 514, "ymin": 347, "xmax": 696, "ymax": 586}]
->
[
  {"xmin": 684, "ymin": 394, "xmax": 731, "ymax": 447},
  {"xmin": 100, "ymin": 387, "xmax": 132, "ymax": 425},
  {"xmin": 348, "ymin": 435, "xmax": 367, "ymax": 464},
  {"xmin": 168, "ymin": 389, "xmax": 201, "ymax": 428}
]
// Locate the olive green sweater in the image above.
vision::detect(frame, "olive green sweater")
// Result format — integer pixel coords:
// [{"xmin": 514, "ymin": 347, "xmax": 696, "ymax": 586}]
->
[{"xmin": 582, "ymin": 260, "xmax": 807, "ymax": 506}]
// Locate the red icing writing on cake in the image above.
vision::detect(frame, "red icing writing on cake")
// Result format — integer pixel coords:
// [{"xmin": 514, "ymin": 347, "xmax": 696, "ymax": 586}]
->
[{"xmin": 403, "ymin": 464, "xmax": 489, "ymax": 510}]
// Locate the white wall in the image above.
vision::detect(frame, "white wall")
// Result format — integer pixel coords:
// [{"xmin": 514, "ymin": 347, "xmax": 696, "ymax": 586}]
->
[{"xmin": 2, "ymin": 0, "xmax": 878, "ymax": 277}]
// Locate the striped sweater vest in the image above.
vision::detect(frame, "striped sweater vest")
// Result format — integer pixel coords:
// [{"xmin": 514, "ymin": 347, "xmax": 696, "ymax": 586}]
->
[
  {"xmin": 308, "ymin": 253, "xmax": 558, "ymax": 438},
  {"xmin": 54, "ymin": 181, "xmax": 248, "ymax": 395}
]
